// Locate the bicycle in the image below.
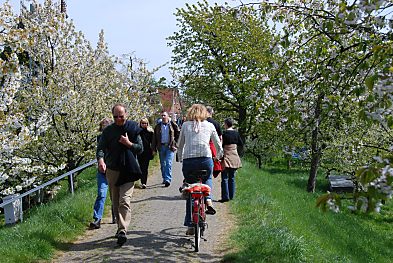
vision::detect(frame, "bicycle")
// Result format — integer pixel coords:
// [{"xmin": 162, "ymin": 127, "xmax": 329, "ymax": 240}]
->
[{"xmin": 181, "ymin": 169, "xmax": 211, "ymax": 252}]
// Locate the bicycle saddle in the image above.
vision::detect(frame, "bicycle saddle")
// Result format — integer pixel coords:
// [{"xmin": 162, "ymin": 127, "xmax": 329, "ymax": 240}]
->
[{"xmin": 184, "ymin": 170, "xmax": 209, "ymax": 183}]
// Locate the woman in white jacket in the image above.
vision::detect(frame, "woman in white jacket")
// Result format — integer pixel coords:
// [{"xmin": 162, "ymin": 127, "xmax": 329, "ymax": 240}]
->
[{"xmin": 177, "ymin": 104, "xmax": 223, "ymax": 235}]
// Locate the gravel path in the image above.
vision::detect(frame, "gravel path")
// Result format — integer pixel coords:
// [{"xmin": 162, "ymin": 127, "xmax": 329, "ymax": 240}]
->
[{"xmin": 53, "ymin": 161, "xmax": 235, "ymax": 263}]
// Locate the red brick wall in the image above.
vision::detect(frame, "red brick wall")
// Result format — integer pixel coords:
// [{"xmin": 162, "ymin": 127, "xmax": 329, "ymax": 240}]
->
[{"xmin": 158, "ymin": 88, "xmax": 182, "ymax": 115}]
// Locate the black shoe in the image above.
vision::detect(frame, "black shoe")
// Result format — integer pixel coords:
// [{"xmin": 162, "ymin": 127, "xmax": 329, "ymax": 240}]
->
[
  {"xmin": 89, "ymin": 219, "xmax": 101, "ymax": 229},
  {"xmin": 218, "ymin": 199, "xmax": 229, "ymax": 203},
  {"xmin": 179, "ymin": 182, "xmax": 188, "ymax": 193},
  {"xmin": 164, "ymin": 181, "xmax": 170, "ymax": 187},
  {"xmin": 141, "ymin": 184, "xmax": 147, "ymax": 189},
  {"xmin": 206, "ymin": 205, "xmax": 216, "ymax": 215},
  {"xmin": 117, "ymin": 231, "xmax": 127, "ymax": 246}
]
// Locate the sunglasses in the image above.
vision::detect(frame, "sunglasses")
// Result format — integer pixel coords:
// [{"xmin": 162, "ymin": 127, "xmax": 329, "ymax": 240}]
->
[
  {"xmin": 141, "ymin": 122, "xmax": 148, "ymax": 125},
  {"xmin": 113, "ymin": 115, "xmax": 125, "ymax": 119}
]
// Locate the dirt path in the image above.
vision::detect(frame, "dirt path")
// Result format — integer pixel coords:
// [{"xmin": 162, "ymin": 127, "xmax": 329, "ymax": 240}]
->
[{"xmin": 53, "ymin": 161, "xmax": 235, "ymax": 263}]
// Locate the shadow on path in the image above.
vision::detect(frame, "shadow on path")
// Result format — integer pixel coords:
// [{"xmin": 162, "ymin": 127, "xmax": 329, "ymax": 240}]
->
[
  {"xmin": 53, "ymin": 161, "xmax": 231, "ymax": 263},
  {"xmin": 59, "ymin": 227, "xmax": 220, "ymax": 263}
]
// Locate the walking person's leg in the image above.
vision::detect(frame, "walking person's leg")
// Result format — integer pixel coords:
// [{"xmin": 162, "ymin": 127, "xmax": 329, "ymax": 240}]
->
[
  {"xmin": 184, "ymin": 195, "xmax": 194, "ymax": 235},
  {"xmin": 200, "ymin": 158, "xmax": 216, "ymax": 215},
  {"xmin": 106, "ymin": 169, "xmax": 120, "ymax": 234},
  {"xmin": 182, "ymin": 158, "xmax": 203, "ymax": 234},
  {"xmin": 107, "ymin": 177, "xmax": 116, "ymax": 224},
  {"xmin": 220, "ymin": 169, "xmax": 230, "ymax": 202},
  {"xmin": 116, "ymin": 181, "xmax": 134, "ymax": 245},
  {"xmin": 158, "ymin": 147, "xmax": 166, "ymax": 183},
  {"xmin": 111, "ymin": 205, "xmax": 116, "ymax": 224},
  {"xmin": 90, "ymin": 171, "xmax": 108, "ymax": 229},
  {"xmin": 166, "ymin": 148, "xmax": 174, "ymax": 183},
  {"xmin": 162, "ymin": 145, "xmax": 174, "ymax": 186},
  {"xmin": 139, "ymin": 155, "xmax": 149, "ymax": 188},
  {"xmin": 228, "ymin": 168, "xmax": 237, "ymax": 200},
  {"xmin": 117, "ymin": 182, "xmax": 135, "ymax": 230}
]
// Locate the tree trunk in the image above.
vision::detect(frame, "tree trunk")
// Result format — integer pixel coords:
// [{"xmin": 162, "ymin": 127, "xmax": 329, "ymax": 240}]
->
[
  {"xmin": 237, "ymin": 106, "xmax": 247, "ymax": 156},
  {"xmin": 257, "ymin": 155, "xmax": 262, "ymax": 169},
  {"xmin": 307, "ymin": 93, "xmax": 323, "ymax": 193},
  {"xmin": 307, "ymin": 128, "xmax": 320, "ymax": 192}
]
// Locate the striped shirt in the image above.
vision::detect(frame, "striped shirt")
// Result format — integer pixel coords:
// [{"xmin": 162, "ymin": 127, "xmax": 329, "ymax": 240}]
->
[{"xmin": 177, "ymin": 120, "xmax": 223, "ymax": 162}]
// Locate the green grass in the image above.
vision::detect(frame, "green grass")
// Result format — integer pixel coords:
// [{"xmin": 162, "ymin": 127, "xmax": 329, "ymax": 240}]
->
[
  {"xmin": 0, "ymin": 157, "xmax": 160, "ymax": 263},
  {"xmin": 0, "ymin": 167, "xmax": 105, "ymax": 263},
  {"xmin": 1, "ymin": 158, "xmax": 392, "ymax": 262},
  {"xmin": 224, "ymin": 161, "xmax": 393, "ymax": 263}
]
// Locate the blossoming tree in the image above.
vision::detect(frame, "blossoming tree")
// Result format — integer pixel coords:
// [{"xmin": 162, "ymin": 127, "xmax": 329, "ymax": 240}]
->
[{"xmin": 0, "ymin": 0, "xmax": 158, "ymax": 198}]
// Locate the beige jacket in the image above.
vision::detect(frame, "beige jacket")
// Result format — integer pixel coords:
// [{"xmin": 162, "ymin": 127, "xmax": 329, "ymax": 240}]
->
[{"xmin": 221, "ymin": 144, "xmax": 242, "ymax": 169}]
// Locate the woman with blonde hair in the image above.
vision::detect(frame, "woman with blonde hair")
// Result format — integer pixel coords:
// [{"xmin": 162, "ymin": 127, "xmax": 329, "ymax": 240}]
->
[
  {"xmin": 138, "ymin": 117, "xmax": 154, "ymax": 189},
  {"xmin": 177, "ymin": 104, "xmax": 223, "ymax": 235}
]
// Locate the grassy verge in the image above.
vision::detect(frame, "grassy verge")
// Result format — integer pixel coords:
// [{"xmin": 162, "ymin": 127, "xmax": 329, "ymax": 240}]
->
[
  {"xmin": 0, "ymin": 157, "xmax": 160, "ymax": 263},
  {"xmin": 0, "ymin": 167, "xmax": 103, "ymax": 263},
  {"xmin": 224, "ymin": 160, "xmax": 393, "ymax": 263}
]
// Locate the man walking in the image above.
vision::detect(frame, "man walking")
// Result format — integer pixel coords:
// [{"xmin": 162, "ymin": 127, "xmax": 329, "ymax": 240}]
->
[
  {"xmin": 206, "ymin": 106, "xmax": 222, "ymax": 138},
  {"xmin": 152, "ymin": 111, "xmax": 180, "ymax": 187},
  {"xmin": 96, "ymin": 103, "xmax": 143, "ymax": 246}
]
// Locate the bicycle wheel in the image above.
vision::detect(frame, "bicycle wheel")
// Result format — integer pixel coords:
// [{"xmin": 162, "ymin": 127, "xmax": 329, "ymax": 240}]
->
[{"xmin": 194, "ymin": 220, "xmax": 201, "ymax": 252}]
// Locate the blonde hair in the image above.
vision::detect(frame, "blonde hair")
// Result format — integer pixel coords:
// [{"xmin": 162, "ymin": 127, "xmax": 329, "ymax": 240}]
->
[
  {"xmin": 140, "ymin": 117, "xmax": 154, "ymax": 132},
  {"xmin": 99, "ymin": 117, "xmax": 112, "ymax": 132},
  {"xmin": 186, "ymin": 104, "xmax": 209, "ymax": 121}
]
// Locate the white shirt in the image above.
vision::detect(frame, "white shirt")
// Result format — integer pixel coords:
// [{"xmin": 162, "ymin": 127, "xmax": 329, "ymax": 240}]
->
[{"xmin": 177, "ymin": 120, "xmax": 223, "ymax": 162}]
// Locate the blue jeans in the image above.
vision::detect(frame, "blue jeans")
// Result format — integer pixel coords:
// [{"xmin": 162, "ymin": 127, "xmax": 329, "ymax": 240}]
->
[
  {"xmin": 159, "ymin": 145, "xmax": 175, "ymax": 183},
  {"xmin": 221, "ymin": 168, "xmax": 237, "ymax": 201},
  {"xmin": 93, "ymin": 171, "xmax": 108, "ymax": 220},
  {"xmin": 182, "ymin": 157, "xmax": 213, "ymax": 227}
]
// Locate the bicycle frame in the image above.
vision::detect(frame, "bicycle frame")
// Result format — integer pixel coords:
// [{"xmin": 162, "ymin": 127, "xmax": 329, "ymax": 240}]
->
[
  {"xmin": 190, "ymin": 186, "xmax": 207, "ymax": 227},
  {"xmin": 182, "ymin": 170, "xmax": 211, "ymax": 252}
]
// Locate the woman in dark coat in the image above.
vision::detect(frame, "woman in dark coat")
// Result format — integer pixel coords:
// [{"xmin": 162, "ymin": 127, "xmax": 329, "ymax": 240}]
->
[{"xmin": 138, "ymin": 118, "xmax": 154, "ymax": 188}]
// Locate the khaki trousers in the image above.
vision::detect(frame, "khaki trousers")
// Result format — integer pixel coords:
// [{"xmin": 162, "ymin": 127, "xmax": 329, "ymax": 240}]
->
[{"xmin": 106, "ymin": 168, "xmax": 134, "ymax": 233}]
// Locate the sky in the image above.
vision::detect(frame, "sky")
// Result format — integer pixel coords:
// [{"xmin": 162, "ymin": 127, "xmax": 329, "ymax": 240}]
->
[{"xmin": 4, "ymin": 0, "xmax": 246, "ymax": 81}]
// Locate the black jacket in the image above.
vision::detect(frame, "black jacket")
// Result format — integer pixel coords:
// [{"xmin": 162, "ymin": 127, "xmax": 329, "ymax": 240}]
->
[
  {"xmin": 116, "ymin": 121, "xmax": 143, "ymax": 186},
  {"xmin": 140, "ymin": 128, "xmax": 154, "ymax": 159}
]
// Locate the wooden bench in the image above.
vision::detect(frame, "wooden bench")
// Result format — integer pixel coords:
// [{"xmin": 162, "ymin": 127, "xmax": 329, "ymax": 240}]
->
[{"xmin": 327, "ymin": 175, "xmax": 355, "ymax": 193}]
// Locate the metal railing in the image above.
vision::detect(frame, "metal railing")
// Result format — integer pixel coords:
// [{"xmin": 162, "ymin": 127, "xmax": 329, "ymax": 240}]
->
[{"xmin": 0, "ymin": 159, "xmax": 97, "ymax": 223}]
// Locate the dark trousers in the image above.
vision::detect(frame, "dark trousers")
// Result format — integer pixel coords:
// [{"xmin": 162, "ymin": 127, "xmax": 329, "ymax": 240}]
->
[
  {"xmin": 138, "ymin": 155, "xmax": 150, "ymax": 185},
  {"xmin": 221, "ymin": 168, "xmax": 237, "ymax": 200}
]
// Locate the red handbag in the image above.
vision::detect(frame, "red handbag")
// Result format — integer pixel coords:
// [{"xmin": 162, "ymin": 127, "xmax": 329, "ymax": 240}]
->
[{"xmin": 210, "ymin": 140, "xmax": 222, "ymax": 178}]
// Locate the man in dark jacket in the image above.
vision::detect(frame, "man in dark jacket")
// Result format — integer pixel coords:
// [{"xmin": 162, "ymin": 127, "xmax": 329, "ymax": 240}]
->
[
  {"xmin": 96, "ymin": 103, "xmax": 143, "ymax": 246},
  {"xmin": 152, "ymin": 111, "xmax": 179, "ymax": 187}
]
